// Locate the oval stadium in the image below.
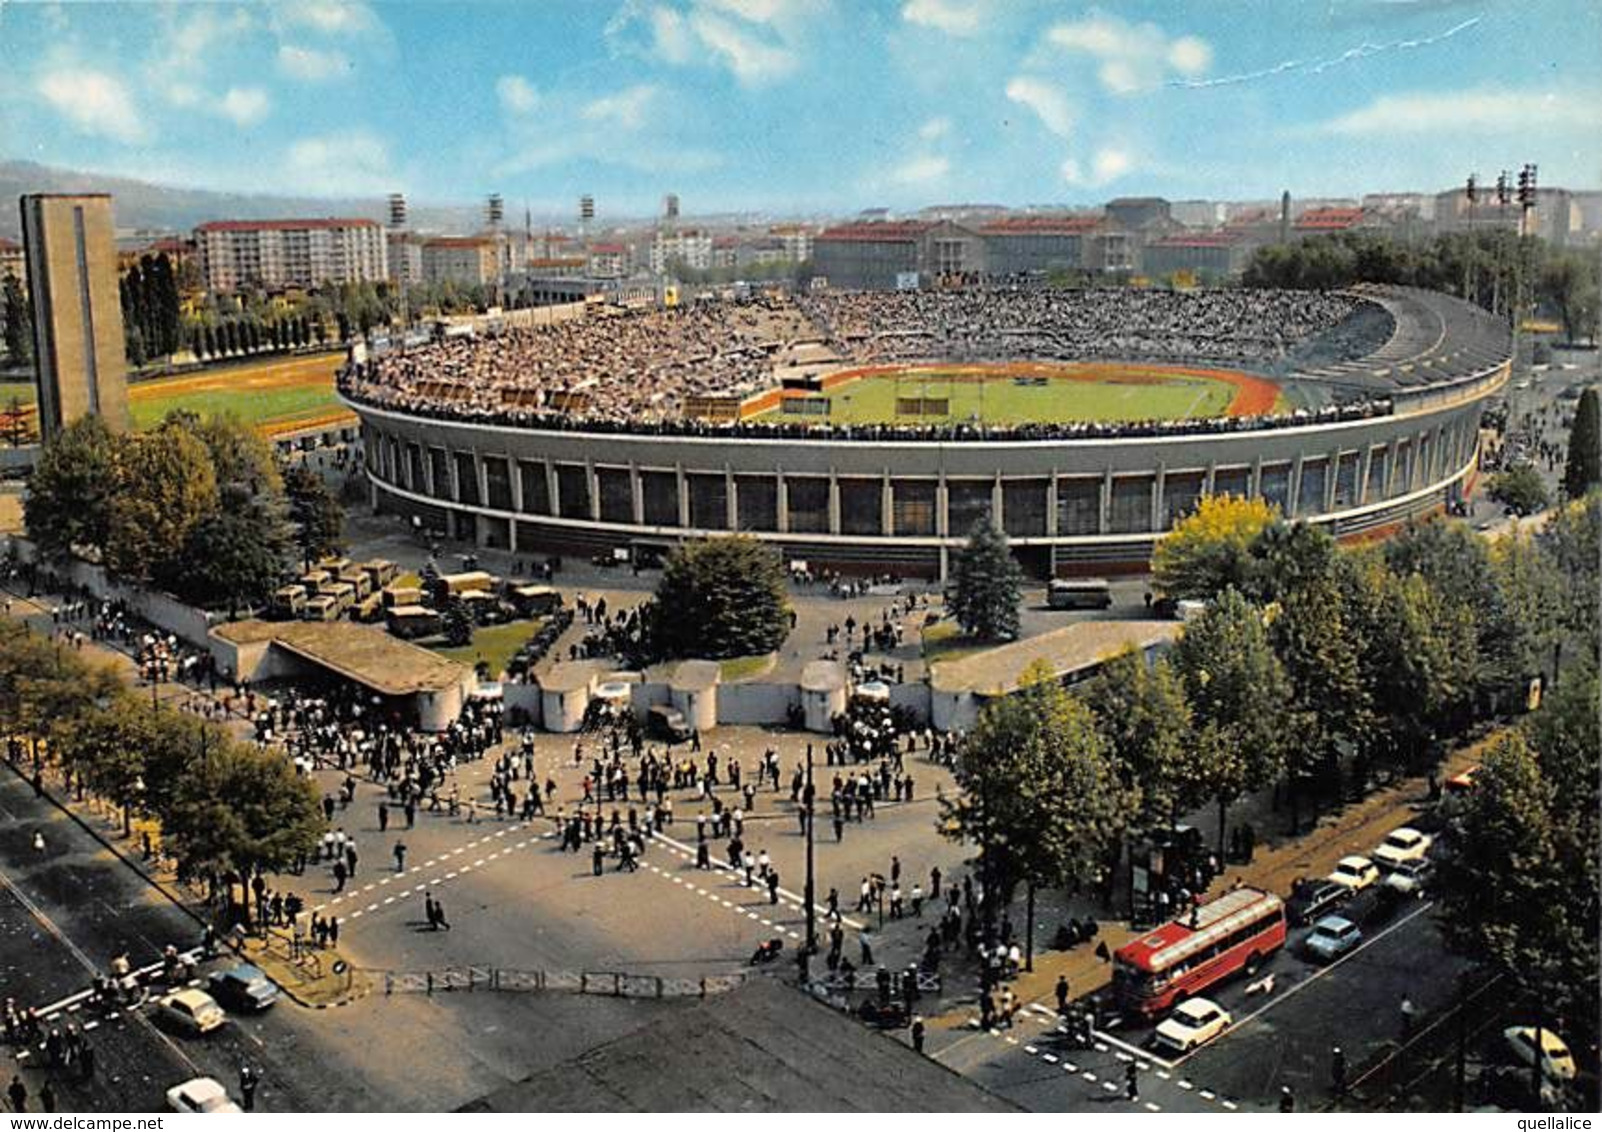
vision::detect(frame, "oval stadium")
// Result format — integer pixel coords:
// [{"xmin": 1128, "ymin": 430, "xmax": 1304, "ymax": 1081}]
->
[{"xmin": 340, "ymin": 284, "xmax": 1511, "ymax": 578}]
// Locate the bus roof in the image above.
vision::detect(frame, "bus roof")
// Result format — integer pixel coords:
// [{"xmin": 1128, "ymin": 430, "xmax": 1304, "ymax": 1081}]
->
[
  {"xmin": 1117, "ymin": 887, "xmax": 1283, "ymax": 972},
  {"xmin": 1050, "ymin": 577, "xmax": 1109, "ymax": 588}
]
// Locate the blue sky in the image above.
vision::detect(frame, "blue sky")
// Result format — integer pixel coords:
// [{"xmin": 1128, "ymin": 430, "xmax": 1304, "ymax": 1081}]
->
[{"xmin": 0, "ymin": 0, "xmax": 1597, "ymax": 216}]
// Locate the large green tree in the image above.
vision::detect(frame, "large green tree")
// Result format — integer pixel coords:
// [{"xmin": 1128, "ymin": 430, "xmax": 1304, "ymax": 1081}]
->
[
  {"xmin": 177, "ymin": 496, "xmax": 290, "ymax": 616},
  {"xmin": 24, "ymin": 414, "xmax": 122, "ymax": 563},
  {"xmin": 1562, "ymin": 388, "xmax": 1599, "ymax": 501},
  {"xmin": 941, "ymin": 669, "xmax": 1134, "ymax": 928},
  {"xmin": 104, "ymin": 423, "xmax": 219, "ymax": 583},
  {"xmin": 283, "ymin": 463, "xmax": 346, "ymax": 569},
  {"xmin": 1083, "ymin": 648, "xmax": 1193, "ymax": 830},
  {"xmin": 647, "ymin": 536, "xmax": 790, "ymax": 659},
  {"xmin": 1170, "ymin": 587, "xmax": 1292, "ymax": 854},
  {"xmin": 948, "ymin": 515, "xmax": 1022, "ymax": 641},
  {"xmin": 1487, "ymin": 463, "xmax": 1551, "ymax": 516}
]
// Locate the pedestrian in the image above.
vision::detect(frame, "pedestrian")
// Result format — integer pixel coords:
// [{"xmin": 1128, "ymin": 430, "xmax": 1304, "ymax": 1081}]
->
[
  {"xmin": 1331, "ymin": 1045, "xmax": 1347, "ymax": 1095},
  {"xmin": 239, "ymin": 1065, "xmax": 258, "ymax": 1112},
  {"xmin": 1054, "ymin": 975, "xmax": 1069, "ymax": 1015},
  {"xmin": 433, "ymin": 899, "xmax": 451, "ymax": 931},
  {"xmin": 1125, "ymin": 1061, "xmax": 1139, "ymax": 1101},
  {"xmin": 911, "ymin": 1015, "xmax": 925, "ymax": 1054},
  {"xmin": 767, "ymin": 870, "xmax": 780, "ymax": 905},
  {"xmin": 38, "ymin": 1081, "xmax": 54, "ymax": 1114},
  {"xmin": 7, "ymin": 1074, "xmax": 26, "ymax": 1112},
  {"xmin": 394, "ymin": 841, "xmax": 407, "ymax": 873},
  {"xmin": 424, "ymin": 893, "xmax": 438, "ymax": 929},
  {"xmin": 378, "ymin": 802, "xmax": 389, "ymax": 832},
  {"xmin": 1279, "ymin": 1085, "xmax": 1295, "ymax": 1112},
  {"xmin": 1400, "ymin": 995, "xmax": 1417, "ymax": 1041},
  {"xmin": 859, "ymin": 929, "xmax": 874, "ymax": 967},
  {"xmin": 31, "ymin": 830, "xmax": 44, "ymax": 853},
  {"xmin": 332, "ymin": 859, "xmax": 347, "ymax": 892},
  {"xmin": 593, "ymin": 844, "xmax": 605, "ymax": 876}
]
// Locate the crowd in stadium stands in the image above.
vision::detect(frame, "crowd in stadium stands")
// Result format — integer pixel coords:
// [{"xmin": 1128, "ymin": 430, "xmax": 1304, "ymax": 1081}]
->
[{"xmin": 340, "ymin": 287, "xmax": 1389, "ymax": 440}]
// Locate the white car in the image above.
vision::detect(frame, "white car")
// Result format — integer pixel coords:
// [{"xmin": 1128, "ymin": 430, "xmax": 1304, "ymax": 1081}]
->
[
  {"xmin": 1154, "ymin": 997, "xmax": 1232, "ymax": 1053},
  {"xmin": 166, "ymin": 1077, "xmax": 242, "ymax": 1113},
  {"xmin": 158, "ymin": 988, "xmax": 227, "ymax": 1035},
  {"xmin": 1504, "ymin": 1026, "xmax": 1577, "ymax": 1081},
  {"xmin": 1326, "ymin": 856, "xmax": 1380, "ymax": 893},
  {"xmin": 1372, "ymin": 827, "xmax": 1433, "ymax": 869}
]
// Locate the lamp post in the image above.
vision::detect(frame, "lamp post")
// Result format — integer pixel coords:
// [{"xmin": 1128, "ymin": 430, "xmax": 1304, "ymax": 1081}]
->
[{"xmin": 798, "ymin": 742, "xmax": 817, "ymax": 984}]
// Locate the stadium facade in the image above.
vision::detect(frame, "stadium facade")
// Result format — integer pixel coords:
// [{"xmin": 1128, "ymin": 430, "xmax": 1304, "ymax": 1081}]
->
[{"xmin": 346, "ymin": 286, "xmax": 1509, "ymax": 578}]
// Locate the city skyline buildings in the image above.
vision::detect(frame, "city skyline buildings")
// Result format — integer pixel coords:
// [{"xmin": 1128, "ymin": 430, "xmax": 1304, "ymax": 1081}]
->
[{"xmin": 0, "ymin": 1, "xmax": 1596, "ymax": 217}]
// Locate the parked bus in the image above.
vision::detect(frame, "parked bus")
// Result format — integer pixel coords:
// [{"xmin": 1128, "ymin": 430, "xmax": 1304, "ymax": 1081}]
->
[
  {"xmin": 1048, "ymin": 578, "xmax": 1113, "ymax": 610},
  {"xmin": 1113, "ymin": 886, "xmax": 1287, "ymax": 1018}
]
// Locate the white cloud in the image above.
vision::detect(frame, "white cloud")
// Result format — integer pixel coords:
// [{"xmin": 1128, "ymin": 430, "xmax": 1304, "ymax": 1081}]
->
[
  {"xmin": 218, "ymin": 86, "xmax": 271, "ymax": 127},
  {"xmin": 1314, "ymin": 87, "xmax": 1602, "ymax": 136},
  {"xmin": 37, "ymin": 67, "xmax": 148, "ymax": 144},
  {"xmin": 496, "ymin": 75, "xmax": 540, "ymax": 115},
  {"xmin": 890, "ymin": 154, "xmax": 951, "ymax": 185},
  {"xmin": 1005, "ymin": 76, "xmax": 1075, "ymax": 137},
  {"xmin": 286, "ymin": 130, "xmax": 395, "ymax": 194},
  {"xmin": 1061, "ymin": 147, "xmax": 1132, "ymax": 187},
  {"xmin": 608, "ymin": 0, "xmax": 817, "ymax": 86},
  {"xmin": 581, "ymin": 85, "xmax": 659, "ymax": 130},
  {"xmin": 901, "ymin": 0, "xmax": 983, "ymax": 36},
  {"xmin": 687, "ymin": 7, "xmax": 798, "ymax": 84},
  {"xmin": 277, "ymin": 44, "xmax": 350, "ymax": 82},
  {"xmin": 919, "ymin": 116, "xmax": 952, "ymax": 142},
  {"xmin": 1044, "ymin": 12, "xmax": 1211, "ymax": 94},
  {"xmin": 277, "ymin": 1, "xmax": 381, "ymax": 36}
]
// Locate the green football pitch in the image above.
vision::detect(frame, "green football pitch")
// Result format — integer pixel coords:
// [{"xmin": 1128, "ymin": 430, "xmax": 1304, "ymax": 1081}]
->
[{"xmin": 759, "ymin": 363, "xmax": 1250, "ymax": 426}]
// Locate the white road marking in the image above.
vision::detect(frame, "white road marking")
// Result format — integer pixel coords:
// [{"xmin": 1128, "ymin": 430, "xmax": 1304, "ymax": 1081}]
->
[
  {"xmin": 1081, "ymin": 1071, "xmax": 1096, "ymax": 1082},
  {"xmin": 1177, "ymin": 1080, "xmax": 1194, "ymax": 1091},
  {"xmin": 1200, "ymin": 1090, "xmax": 1216, "ymax": 1100},
  {"xmin": 1222, "ymin": 1100, "xmax": 1238, "ymax": 1110},
  {"xmin": 1102, "ymin": 1081, "xmax": 1118, "ymax": 1093},
  {"xmin": 1144, "ymin": 1103, "xmax": 1161, "ymax": 1112},
  {"xmin": 1041, "ymin": 1053, "xmax": 1058, "ymax": 1063},
  {"xmin": 1063, "ymin": 1062, "xmax": 1078, "ymax": 1072}
]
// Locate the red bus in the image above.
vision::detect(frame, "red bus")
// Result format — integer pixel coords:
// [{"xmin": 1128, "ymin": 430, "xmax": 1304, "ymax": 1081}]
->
[{"xmin": 1113, "ymin": 886, "xmax": 1287, "ymax": 1018}]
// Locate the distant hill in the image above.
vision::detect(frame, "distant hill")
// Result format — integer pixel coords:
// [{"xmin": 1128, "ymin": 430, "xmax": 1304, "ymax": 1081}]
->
[{"xmin": 0, "ymin": 160, "xmax": 488, "ymax": 238}]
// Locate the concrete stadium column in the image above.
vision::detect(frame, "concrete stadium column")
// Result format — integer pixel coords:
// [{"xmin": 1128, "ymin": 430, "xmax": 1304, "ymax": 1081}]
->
[
  {"xmin": 879, "ymin": 472, "xmax": 892, "ymax": 536},
  {"xmin": 1203, "ymin": 462, "xmax": 1217, "ymax": 498},
  {"xmin": 1098, "ymin": 468, "xmax": 1112, "ymax": 535},
  {"xmin": 1288, "ymin": 456, "xmax": 1305, "ymax": 519},
  {"xmin": 510, "ymin": 456, "xmax": 525, "ymax": 513},
  {"xmin": 726, "ymin": 466, "xmax": 739, "ymax": 530},
  {"xmin": 1046, "ymin": 469, "xmax": 1060, "ymax": 537},
  {"xmin": 630, "ymin": 462, "xmax": 644, "ymax": 525},
  {"xmin": 448, "ymin": 449, "xmax": 462, "ymax": 502},
  {"xmin": 828, "ymin": 470, "xmax": 842, "ymax": 535},
  {"xmin": 1357, "ymin": 446, "xmax": 1374, "ymax": 505},
  {"xmin": 1325, "ymin": 449, "xmax": 1341, "ymax": 513},
  {"xmin": 991, "ymin": 473, "xmax": 1004, "ymax": 530},
  {"xmin": 1250, "ymin": 456, "xmax": 1263, "ymax": 501},
  {"xmin": 1152, "ymin": 461, "xmax": 1166, "ymax": 533},
  {"xmin": 676, "ymin": 463, "xmax": 690, "ymax": 528},
  {"xmin": 939, "ymin": 544, "xmax": 949, "ymax": 584},
  {"xmin": 476, "ymin": 452, "xmax": 490, "ymax": 511},
  {"xmin": 775, "ymin": 469, "xmax": 789, "ymax": 533},
  {"xmin": 936, "ymin": 472, "xmax": 949, "ymax": 537},
  {"xmin": 546, "ymin": 462, "xmax": 561, "ymax": 518},
  {"xmin": 586, "ymin": 458, "xmax": 600, "ymax": 522}
]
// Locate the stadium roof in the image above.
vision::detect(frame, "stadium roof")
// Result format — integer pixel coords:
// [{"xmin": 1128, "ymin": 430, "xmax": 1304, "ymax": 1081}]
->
[
  {"xmin": 816, "ymin": 220, "xmax": 936, "ymax": 242},
  {"xmin": 931, "ymin": 620, "xmax": 1180, "ymax": 696},
  {"xmin": 196, "ymin": 218, "xmax": 381, "ymax": 231},
  {"xmin": 459, "ymin": 979, "xmax": 1019, "ymax": 1113},
  {"xmin": 978, "ymin": 215, "xmax": 1101, "ymax": 236}
]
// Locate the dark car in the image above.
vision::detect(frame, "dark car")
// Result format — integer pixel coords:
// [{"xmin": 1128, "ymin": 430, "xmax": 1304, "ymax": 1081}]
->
[
  {"xmin": 206, "ymin": 964, "xmax": 280, "ymax": 1013},
  {"xmin": 1287, "ymin": 878, "xmax": 1350, "ymax": 928}
]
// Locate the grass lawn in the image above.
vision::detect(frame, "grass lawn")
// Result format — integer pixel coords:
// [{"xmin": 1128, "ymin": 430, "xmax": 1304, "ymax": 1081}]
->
[
  {"xmin": 920, "ymin": 619, "xmax": 991, "ymax": 667},
  {"xmin": 127, "ymin": 352, "xmax": 348, "ymax": 432},
  {"xmin": 762, "ymin": 363, "xmax": 1240, "ymax": 427},
  {"xmin": 431, "ymin": 618, "xmax": 543, "ymax": 676},
  {"xmin": 719, "ymin": 653, "xmax": 776, "ymax": 682}
]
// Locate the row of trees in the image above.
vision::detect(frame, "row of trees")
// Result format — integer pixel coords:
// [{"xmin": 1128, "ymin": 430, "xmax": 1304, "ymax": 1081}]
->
[
  {"xmin": 0, "ymin": 621, "xmax": 323, "ymax": 913},
  {"xmin": 1242, "ymin": 229, "xmax": 1599, "ymax": 343},
  {"xmin": 120, "ymin": 253, "xmax": 183, "ymax": 366},
  {"xmin": 944, "ymin": 492, "xmax": 1600, "ymax": 972},
  {"xmin": 189, "ymin": 314, "xmax": 327, "ymax": 361},
  {"xmin": 25, "ymin": 413, "xmax": 345, "ymax": 612}
]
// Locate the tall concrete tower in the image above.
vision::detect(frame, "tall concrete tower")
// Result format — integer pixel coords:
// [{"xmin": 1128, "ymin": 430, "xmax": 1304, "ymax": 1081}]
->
[
  {"xmin": 1279, "ymin": 191, "xmax": 1291, "ymax": 246},
  {"xmin": 19, "ymin": 194, "xmax": 130, "ymax": 438}
]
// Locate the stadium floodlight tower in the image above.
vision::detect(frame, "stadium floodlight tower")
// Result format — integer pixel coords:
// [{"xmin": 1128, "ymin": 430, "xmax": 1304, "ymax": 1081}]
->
[
  {"xmin": 486, "ymin": 194, "xmax": 506, "ymax": 309},
  {"xmin": 579, "ymin": 194, "xmax": 595, "ymax": 243},
  {"xmin": 389, "ymin": 192, "xmax": 409, "ymax": 333}
]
